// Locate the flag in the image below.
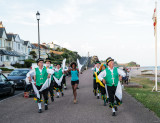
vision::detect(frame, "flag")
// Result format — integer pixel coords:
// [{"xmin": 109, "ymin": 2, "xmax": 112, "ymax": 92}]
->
[
  {"xmin": 152, "ymin": 7, "xmax": 157, "ymax": 36},
  {"xmin": 77, "ymin": 59, "xmax": 83, "ymax": 72}
]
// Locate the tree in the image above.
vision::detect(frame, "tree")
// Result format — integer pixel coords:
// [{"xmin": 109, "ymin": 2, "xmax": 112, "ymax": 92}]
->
[{"xmin": 29, "ymin": 51, "xmax": 37, "ymax": 60}]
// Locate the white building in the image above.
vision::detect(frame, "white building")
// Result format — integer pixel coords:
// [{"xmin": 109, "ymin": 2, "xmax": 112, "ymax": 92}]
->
[{"xmin": 0, "ymin": 22, "xmax": 31, "ymax": 66}]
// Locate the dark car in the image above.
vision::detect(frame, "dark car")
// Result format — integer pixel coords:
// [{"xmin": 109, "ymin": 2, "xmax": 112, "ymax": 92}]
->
[
  {"xmin": 0, "ymin": 72, "xmax": 15, "ymax": 96},
  {"xmin": 7, "ymin": 69, "xmax": 30, "ymax": 89}
]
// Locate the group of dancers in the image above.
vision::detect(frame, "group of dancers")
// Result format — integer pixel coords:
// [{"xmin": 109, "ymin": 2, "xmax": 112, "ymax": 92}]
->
[
  {"xmin": 26, "ymin": 58, "xmax": 80, "ymax": 113},
  {"xmin": 26, "ymin": 56, "xmax": 125, "ymax": 116},
  {"xmin": 92, "ymin": 57, "xmax": 126, "ymax": 116}
]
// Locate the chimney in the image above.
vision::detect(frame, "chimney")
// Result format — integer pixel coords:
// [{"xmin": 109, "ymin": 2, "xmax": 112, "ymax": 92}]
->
[{"xmin": 0, "ymin": 21, "xmax": 3, "ymax": 27}]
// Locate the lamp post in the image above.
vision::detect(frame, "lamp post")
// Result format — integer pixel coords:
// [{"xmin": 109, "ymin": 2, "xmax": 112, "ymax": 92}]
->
[{"xmin": 36, "ymin": 11, "xmax": 40, "ymax": 59}]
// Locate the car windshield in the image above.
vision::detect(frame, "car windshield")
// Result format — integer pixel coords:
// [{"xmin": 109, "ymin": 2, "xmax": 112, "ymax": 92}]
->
[{"xmin": 9, "ymin": 70, "xmax": 29, "ymax": 76}]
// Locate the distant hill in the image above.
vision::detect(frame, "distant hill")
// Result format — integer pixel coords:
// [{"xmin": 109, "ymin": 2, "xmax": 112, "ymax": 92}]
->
[
  {"xmin": 99, "ymin": 60, "xmax": 140, "ymax": 67},
  {"xmin": 118, "ymin": 61, "xmax": 140, "ymax": 67}
]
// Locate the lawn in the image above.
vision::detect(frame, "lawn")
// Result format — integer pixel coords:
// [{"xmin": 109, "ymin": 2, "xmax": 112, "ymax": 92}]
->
[{"xmin": 125, "ymin": 77, "xmax": 160, "ymax": 118}]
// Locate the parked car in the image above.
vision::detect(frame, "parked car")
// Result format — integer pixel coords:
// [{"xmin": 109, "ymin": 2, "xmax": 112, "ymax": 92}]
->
[
  {"xmin": 7, "ymin": 69, "xmax": 30, "ymax": 89},
  {"xmin": 0, "ymin": 70, "xmax": 15, "ymax": 96}
]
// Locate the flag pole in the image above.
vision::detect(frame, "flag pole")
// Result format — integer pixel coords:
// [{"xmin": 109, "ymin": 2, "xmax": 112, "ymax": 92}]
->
[
  {"xmin": 152, "ymin": 1, "xmax": 158, "ymax": 92},
  {"xmin": 155, "ymin": 1, "xmax": 158, "ymax": 91}
]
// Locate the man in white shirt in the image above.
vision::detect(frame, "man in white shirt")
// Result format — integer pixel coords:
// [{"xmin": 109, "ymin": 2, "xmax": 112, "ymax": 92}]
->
[
  {"xmin": 98, "ymin": 57, "xmax": 126, "ymax": 116},
  {"xmin": 92, "ymin": 61, "xmax": 101, "ymax": 98},
  {"xmin": 27, "ymin": 58, "xmax": 54, "ymax": 113}
]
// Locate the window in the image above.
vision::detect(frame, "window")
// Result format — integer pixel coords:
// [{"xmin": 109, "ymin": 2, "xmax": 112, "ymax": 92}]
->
[
  {"xmin": 9, "ymin": 70, "xmax": 29, "ymax": 76},
  {"xmin": 0, "ymin": 74, "xmax": 7, "ymax": 82},
  {"xmin": 18, "ymin": 44, "xmax": 20, "ymax": 50},
  {"xmin": 6, "ymin": 56, "xmax": 9, "ymax": 61}
]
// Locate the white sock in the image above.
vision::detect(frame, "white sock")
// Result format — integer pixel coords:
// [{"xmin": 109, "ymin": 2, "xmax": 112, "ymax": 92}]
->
[
  {"xmin": 97, "ymin": 93, "xmax": 100, "ymax": 96},
  {"xmin": 44, "ymin": 103, "xmax": 47, "ymax": 105},
  {"xmin": 112, "ymin": 108, "xmax": 115, "ymax": 112},
  {"xmin": 57, "ymin": 92, "xmax": 59, "ymax": 96},
  {"xmin": 38, "ymin": 103, "xmax": 42, "ymax": 109}
]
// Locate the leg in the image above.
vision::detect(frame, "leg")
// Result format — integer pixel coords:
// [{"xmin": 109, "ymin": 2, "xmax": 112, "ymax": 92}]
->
[
  {"xmin": 73, "ymin": 84, "xmax": 78, "ymax": 103},
  {"xmin": 101, "ymin": 86, "xmax": 106, "ymax": 106},
  {"xmin": 60, "ymin": 82, "xmax": 64, "ymax": 97},
  {"xmin": 93, "ymin": 79, "xmax": 97, "ymax": 96},
  {"xmin": 49, "ymin": 80, "xmax": 54, "ymax": 102},
  {"xmin": 107, "ymin": 86, "xmax": 116, "ymax": 116},
  {"xmin": 97, "ymin": 83, "xmax": 100, "ymax": 99},
  {"xmin": 42, "ymin": 88, "xmax": 49, "ymax": 110},
  {"xmin": 54, "ymin": 82, "xmax": 60, "ymax": 98},
  {"xmin": 36, "ymin": 85, "xmax": 42, "ymax": 113}
]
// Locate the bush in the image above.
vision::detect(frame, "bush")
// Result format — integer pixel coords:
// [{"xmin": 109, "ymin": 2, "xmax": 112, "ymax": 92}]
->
[
  {"xmin": 12, "ymin": 63, "xmax": 22, "ymax": 68},
  {"xmin": 0, "ymin": 68, "xmax": 14, "ymax": 71},
  {"xmin": 24, "ymin": 59, "xmax": 35, "ymax": 68},
  {"xmin": 12, "ymin": 59, "xmax": 35, "ymax": 68}
]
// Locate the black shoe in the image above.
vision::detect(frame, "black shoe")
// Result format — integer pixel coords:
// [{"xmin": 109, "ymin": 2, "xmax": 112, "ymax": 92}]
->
[
  {"xmin": 97, "ymin": 96, "xmax": 99, "ymax": 99},
  {"xmin": 51, "ymin": 97, "xmax": 54, "ymax": 102},
  {"xmin": 45, "ymin": 105, "xmax": 48, "ymax": 110},
  {"xmin": 56, "ymin": 96, "xmax": 59, "ymax": 98},
  {"xmin": 115, "ymin": 106, "xmax": 118, "ymax": 111},
  {"xmin": 77, "ymin": 87, "xmax": 79, "ymax": 89},
  {"xmin": 38, "ymin": 109, "xmax": 42, "ymax": 113},
  {"xmin": 112, "ymin": 112, "xmax": 116, "ymax": 116},
  {"xmin": 61, "ymin": 93, "xmax": 64, "ymax": 97}
]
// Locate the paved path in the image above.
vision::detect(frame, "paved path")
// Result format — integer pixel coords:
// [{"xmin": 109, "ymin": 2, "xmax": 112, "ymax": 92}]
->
[{"xmin": 0, "ymin": 69, "xmax": 160, "ymax": 123}]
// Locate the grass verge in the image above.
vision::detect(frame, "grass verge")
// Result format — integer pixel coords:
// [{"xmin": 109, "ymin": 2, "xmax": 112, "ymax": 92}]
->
[{"xmin": 125, "ymin": 77, "xmax": 160, "ymax": 118}]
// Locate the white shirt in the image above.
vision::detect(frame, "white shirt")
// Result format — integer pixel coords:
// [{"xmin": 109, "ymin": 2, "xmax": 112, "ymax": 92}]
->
[
  {"xmin": 27, "ymin": 66, "xmax": 55, "ymax": 77},
  {"xmin": 91, "ymin": 67, "xmax": 99, "ymax": 72},
  {"xmin": 98, "ymin": 67, "xmax": 126, "ymax": 81}
]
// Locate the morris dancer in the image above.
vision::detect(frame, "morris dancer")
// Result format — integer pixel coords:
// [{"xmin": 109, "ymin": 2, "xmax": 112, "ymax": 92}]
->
[
  {"xmin": 98, "ymin": 57, "xmax": 126, "ymax": 116},
  {"xmin": 92, "ymin": 61, "xmax": 101, "ymax": 99},
  {"xmin": 27, "ymin": 58, "xmax": 54, "ymax": 113},
  {"xmin": 53, "ymin": 63, "xmax": 64, "ymax": 98},
  {"xmin": 45, "ymin": 58, "xmax": 54, "ymax": 102},
  {"xmin": 95, "ymin": 64, "xmax": 108, "ymax": 106},
  {"xmin": 68, "ymin": 62, "xmax": 79, "ymax": 104}
]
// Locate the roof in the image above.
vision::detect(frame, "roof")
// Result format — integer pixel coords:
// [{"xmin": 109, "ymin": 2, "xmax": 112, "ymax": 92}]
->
[
  {"xmin": 32, "ymin": 43, "xmax": 49, "ymax": 49},
  {"xmin": 0, "ymin": 27, "xmax": 7, "ymax": 38},
  {"xmin": 0, "ymin": 49, "xmax": 22, "ymax": 57},
  {"xmin": 24, "ymin": 41, "xmax": 29, "ymax": 46},
  {"xmin": 6, "ymin": 33, "xmax": 14, "ymax": 41},
  {"xmin": 49, "ymin": 50, "xmax": 64, "ymax": 55}
]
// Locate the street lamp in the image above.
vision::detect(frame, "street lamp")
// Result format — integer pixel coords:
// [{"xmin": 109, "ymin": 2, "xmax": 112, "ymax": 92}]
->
[{"xmin": 36, "ymin": 11, "xmax": 40, "ymax": 59}]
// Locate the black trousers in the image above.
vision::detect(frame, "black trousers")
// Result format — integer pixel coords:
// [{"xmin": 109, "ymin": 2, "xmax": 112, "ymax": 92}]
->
[
  {"xmin": 36, "ymin": 85, "xmax": 48, "ymax": 103},
  {"xmin": 54, "ymin": 81, "xmax": 63, "ymax": 92},
  {"xmin": 49, "ymin": 80, "xmax": 54, "ymax": 97},
  {"xmin": 24, "ymin": 84, "xmax": 32, "ymax": 92},
  {"xmin": 107, "ymin": 86, "xmax": 117, "ymax": 104},
  {"xmin": 93, "ymin": 79, "xmax": 97, "ymax": 90},
  {"xmin": 100, "ymin": 85, "xmax": 106, "ymax": 95},
  {"xmin": 93, "ymin": 79, "xmax": 100, "ymax": 91},
  {"xmin": 62, "ymin": 76, "xmax": 66, "ymax": 85}
]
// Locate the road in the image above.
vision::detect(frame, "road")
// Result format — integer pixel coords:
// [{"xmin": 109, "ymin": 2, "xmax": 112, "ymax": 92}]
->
[
  {"xmin": 0, "ymin": 69, "xmax": 160, "ymax": 123},
  {"xmin": 0, "ymin": 89, "xmax": 23, "ymax": 101}
]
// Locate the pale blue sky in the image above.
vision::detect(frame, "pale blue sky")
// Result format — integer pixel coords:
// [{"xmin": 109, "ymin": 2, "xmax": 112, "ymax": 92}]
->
[{"xmin": 0, "ymin": 0, "xmax": 160, "ymax": 66}]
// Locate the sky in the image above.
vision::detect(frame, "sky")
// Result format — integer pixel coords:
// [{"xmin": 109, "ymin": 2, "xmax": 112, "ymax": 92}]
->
[{"xmin": 0, "ymin": 0, "xmax": 160, "ymax": 66}]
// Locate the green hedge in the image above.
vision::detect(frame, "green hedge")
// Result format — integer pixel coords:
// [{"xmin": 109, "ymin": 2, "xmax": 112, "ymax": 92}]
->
[
  {"xmin": 12, "ymin": 59, "xmax": 36, "ymax": 68},
  {"xmin": 0, "ymin": 68, "xmax": 14, "ymax": 71}
]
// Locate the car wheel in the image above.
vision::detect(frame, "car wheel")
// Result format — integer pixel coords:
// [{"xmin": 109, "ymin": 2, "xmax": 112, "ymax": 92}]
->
[{"xmin": 9, "ymin": 87, "xmax": 15, "ymax": 96}]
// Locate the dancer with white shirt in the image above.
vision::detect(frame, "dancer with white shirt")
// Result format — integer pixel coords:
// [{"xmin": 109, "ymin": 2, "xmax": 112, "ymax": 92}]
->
[
  {"xmin": 27, "ymin": 58, "xmax": 54, "ymax": 113},
  {"xmin": 45, "ymin": 58, "xmax": 55, "ymax": 102},
  {"xmin": 92, "ymin": 61, "xmax": 101, "ymax": 98},
  {"xmin": 98, "ymin": 57, "xmax": 126, "ymax": 116},
  {"xmin": 53, "ymin": 63, "xmax": 64, "ymax": 98}
]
